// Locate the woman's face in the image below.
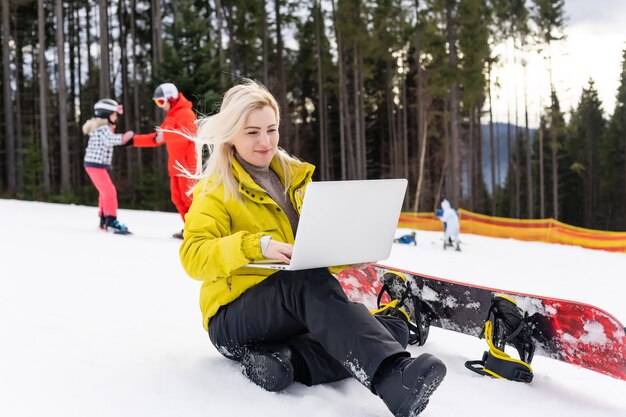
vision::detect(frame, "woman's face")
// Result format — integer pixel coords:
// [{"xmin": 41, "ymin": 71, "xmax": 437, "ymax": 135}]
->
[{"xmin": 230, "ymin": 105, "xmax": 279, "ymax": 168}]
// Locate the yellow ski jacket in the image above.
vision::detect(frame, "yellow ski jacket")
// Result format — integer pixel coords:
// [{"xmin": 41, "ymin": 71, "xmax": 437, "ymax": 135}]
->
[{"xmin": 180, "ymin": 156, "xmax": 315, "ymax": 330}]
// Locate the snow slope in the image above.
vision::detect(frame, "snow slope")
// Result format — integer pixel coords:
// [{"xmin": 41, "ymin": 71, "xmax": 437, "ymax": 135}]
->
[{"xmin": 1, "ymin": 199, "xmax": 624, "ymax": 417}]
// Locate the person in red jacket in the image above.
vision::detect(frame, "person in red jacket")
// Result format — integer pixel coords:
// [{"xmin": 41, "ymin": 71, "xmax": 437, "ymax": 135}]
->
[{"xmin": 132, "ymin": 83, "xmax": 197, "ymax": 239}]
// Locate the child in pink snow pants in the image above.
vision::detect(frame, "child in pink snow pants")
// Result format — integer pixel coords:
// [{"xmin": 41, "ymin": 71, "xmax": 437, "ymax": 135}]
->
[{"xmin": 83, "ymin": 98, "xmax": 134, "ymax": 234}]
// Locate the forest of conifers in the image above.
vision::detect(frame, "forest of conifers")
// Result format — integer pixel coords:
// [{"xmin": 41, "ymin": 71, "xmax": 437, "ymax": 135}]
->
[{"xmin": 1, "ymin": 0, "xmax": 625, "ymax": 231}]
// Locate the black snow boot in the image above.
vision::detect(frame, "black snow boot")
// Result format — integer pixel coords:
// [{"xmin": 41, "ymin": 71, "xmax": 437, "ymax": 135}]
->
[
  {"xmin": 103, "ymin": 215, "xmax": 131, "ymax": 235},
  {"xmin": 374, "ymin": 353, "xmax": 446, "ymax": 417},
  {"xmin": 241, "ymin": 344, "xmax": 294, "ymax": 392}
]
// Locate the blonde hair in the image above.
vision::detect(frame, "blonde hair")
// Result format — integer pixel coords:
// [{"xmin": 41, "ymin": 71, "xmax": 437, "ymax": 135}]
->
[{"xmin": 185, "ymin": 79, "xmax": 298, "ymax": 201}]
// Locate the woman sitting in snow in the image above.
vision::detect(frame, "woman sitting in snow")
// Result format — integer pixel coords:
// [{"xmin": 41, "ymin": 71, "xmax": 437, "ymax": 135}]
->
[{"xmin": 179, "ymin": 80, "xmax": 446, "ymax": 417}]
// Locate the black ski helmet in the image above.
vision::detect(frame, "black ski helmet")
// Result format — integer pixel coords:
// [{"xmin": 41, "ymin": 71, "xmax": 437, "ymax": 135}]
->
[
  {"xmin": 153, "ymin": 83, "xmax": 179, "ymax": 103},
  {"xmin": 94, "ymin": 98, "xmax": 123, "ymax": 119}
]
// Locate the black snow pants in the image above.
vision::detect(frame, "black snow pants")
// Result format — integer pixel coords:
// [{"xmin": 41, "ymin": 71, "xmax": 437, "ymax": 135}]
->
[{"xmin": 208, "ymin": 268, "xmax": 409, "ymax": 389}]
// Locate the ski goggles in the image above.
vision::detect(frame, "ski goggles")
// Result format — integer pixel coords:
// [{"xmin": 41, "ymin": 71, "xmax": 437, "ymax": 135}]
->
[{"xmin": 153, "ymin": 97, "xmax": 167, "ymax": 107}]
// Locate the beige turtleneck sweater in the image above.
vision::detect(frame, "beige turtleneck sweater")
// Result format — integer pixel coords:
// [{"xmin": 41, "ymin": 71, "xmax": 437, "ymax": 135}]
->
[{"xmin": 235, "ymin": 153, "xmax": 299, "ymax": 236}]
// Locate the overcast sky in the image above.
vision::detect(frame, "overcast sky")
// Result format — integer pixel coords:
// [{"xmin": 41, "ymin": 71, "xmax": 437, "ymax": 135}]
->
[{"xmin": 489, "ymin": 0, "xmax": 626, "ymax": 128}]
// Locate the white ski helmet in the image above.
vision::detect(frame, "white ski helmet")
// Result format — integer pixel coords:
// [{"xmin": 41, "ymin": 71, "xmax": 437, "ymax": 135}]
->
[
  {"xmin": 153, "ymin": 83, "xmax": 179, "ymax": 103},
  {"xmin": 94, "ymin": 98, "xmax": 123, "ymax": 118}
]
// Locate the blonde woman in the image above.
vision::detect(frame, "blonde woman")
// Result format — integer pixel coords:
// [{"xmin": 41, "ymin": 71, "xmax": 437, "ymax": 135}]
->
[{"xmin": 179, "ymin": 80, "xmax": 446, "ymax": 417}]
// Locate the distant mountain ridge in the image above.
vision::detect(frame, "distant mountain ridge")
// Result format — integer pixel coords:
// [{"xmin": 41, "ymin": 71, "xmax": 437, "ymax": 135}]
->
[{"xmin": 480, "ymin": 123, "xmax": 537, "ymax": 193}]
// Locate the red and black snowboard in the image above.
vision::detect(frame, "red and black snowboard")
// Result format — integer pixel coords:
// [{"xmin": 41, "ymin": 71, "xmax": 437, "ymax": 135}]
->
[{"xmin": 335, "ymin": 264, "xmax": 626, "ymax": 381}]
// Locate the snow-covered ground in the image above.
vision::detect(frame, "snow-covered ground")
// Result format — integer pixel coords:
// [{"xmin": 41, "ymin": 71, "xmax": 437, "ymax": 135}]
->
[{"xmin": 1, "ymin": 199, "xmax": 624, "ymax": 417}]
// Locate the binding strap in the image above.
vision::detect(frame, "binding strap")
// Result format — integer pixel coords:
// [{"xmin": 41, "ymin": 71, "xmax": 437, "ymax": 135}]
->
[
  {"xmin": 486, "ymin": 295, "xmax": 535, "ymax": 364},
  {"xmin": 465, "ymin": 295, "xmax": 535, "ymax": 383},
  {"xmin": 371, "ymin": 271, "xmax": 430, "ymax": 346},
  {"xmin": 465, "ymin": 321, "xmax": 534, "ymax": 383}
]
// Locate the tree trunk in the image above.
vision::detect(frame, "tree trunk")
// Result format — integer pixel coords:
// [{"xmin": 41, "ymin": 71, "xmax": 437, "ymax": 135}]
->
[
  {"xmin": 67, "ymin": 1, "xmax": 76, "ymax": 124},
  {"xmin": 539, "ymin": 124, "xmax": 545, "ymax": 218},
  {"xmin": 119, "ymin": 0, "xmax": 133, "ymax": 186},
  {"xmin": 515, "ymin": 127, "xmax": 521, "ymax": 218},
  {"xmin": 468, "ymin": 106, "xmax": 475, "ymax": 212},
  {"xmin": 2, "ymin": 0, "xmax": 16, "ymax": 193},
  {"xmin": 74, "ymin": 5, "xmax": 82, "ymax": 120},
  {"xmin": 38, "ymin": 0, "xmax": 51, "ymax": 194},
  {"xmin": 331, "ymin": 0, "xmax": 347, "ymax": 179},
  {"xmin": 439, "ymin": 100, "xmax": 451, "ymax": 206},
  {"xmin": 507, "ymin": 94, "xmax": 513, "ymax": 217},
  {"xmin": 130, "ymin": 0, "xmax": 143, "ymax": 183},
  {"xmin": 358, "ymin": 49, "xmax": 367, "ymax": 179},
  {"xmin": 314, "ymin": 1, "xmax": 328, "ymax": 180},
  {"xmin": 352, "ymin": 42, "xmax": 363, "ymax": 178},
  {"xmin": 13, "ymin": 17, "xmax": 23, "ymax": 192},
  {"xmin": 414, "ymin": 112, "xmax": 428, "ymax": 212},
  {"xmin": 436, "ymin": 140, "xmax": 450, "ymax": 212},
  {"xmin": 585, "ymin": 109, "xmax": 596, "ymax": 227},
  {"xmin": 274, "ymin": 0, "xmax": 290, "ymax": 153},
  {"xmin": 99, "ymin": 0, "xmax": 110, "ymax": 97},
  {"xmin": 524, "ymin": 60, "xmax": 533, "ymax": 218},
  {"xmin": 514, "ymin": 49, "xmax": 520, "ymax": 218},
  {"xmin": 488, "ymin": 67, "xmax": 496, "ymax": 215},
  {"xmin": 261, "ymin": 0, "xmax": 268, "ymax": 85},
  {"xmin": 352, "ymin": 40, "xmax": 367, "ymax": 179},
  {"xmin": 446, "ymin": 3, "xmax": 460, "ymax": 208},
  {"xmin": 475, "ymin": 105, "xmax": 485, "ymax": 212},
  {"xmin": 401, "ymin": 71, "xmax": 409, "ymax": 185},
  {"xmin": 151, "ymin": 0, "xmax": 163, "ymax": 125},
  {"xmin": 152, "ymin": 0, "xmax": 166, "ymax": 179},
  {"xmin": 67, "ymin": 1, "xmax": 79, "ymax": 186},
  {"xmin": 85, "ymin": 2, "xmax": 91, "ymax": 62},
  {"xmin": 215, "ymin": 0, "xmax": 226, "ymax": 85},
  {"xmin": 56, "ymin": 0, "xmax": 70, "ymax": 191},
  {"xmin": 223, "ymin": 6, "xmax": 237, "ymax": 74},
  {"xmin": 414, "ymin": 5, "xmax": 426, "ymax": 209},
  {"xmin": 550, "ymin": 123, "xmax": 558, "ymax": 220},
  {"xmin": 386, "ymin": 59, "xmax": 397, "ymax": 177}
]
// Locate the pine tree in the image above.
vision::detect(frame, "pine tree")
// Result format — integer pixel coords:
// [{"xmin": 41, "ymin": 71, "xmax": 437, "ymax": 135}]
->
[
  {"xmin": 158, "ymin": 0, "xmax": 221, "ymax": 113},
  {"xmin": 604, "ymin": 50, "xmax": 626, "ymax": 230},
  {"xmin": 531, "ymin": 0, "xmax": 566, "ymax": 218},
  {"xmin": 563, "ymin": 79, "xmax": 605, "ymax": 228},
  {"xmin": 458, "ymin": 0, "xmax": 490, "ymax": 212},
  {"xmin": 543, "ymin": 89, "xmax": 566, "ymax": 219}
]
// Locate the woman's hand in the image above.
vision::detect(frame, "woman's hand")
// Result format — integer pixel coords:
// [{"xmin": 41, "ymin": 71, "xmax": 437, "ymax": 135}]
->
[{"xmin": 264, "ymin": 240, "xmax": 293, "ymax": 264}]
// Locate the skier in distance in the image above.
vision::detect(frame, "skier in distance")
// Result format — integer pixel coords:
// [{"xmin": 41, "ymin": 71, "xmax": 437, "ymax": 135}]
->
[{"xmin": 436, "ymin": 199, "xmax": 461, "ymax": 251}]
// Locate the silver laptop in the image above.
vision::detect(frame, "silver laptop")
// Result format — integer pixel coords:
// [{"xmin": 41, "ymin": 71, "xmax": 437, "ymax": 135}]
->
[{"xmin": 246, "ymin": 179, "xmax": 407, "ymax": 270}]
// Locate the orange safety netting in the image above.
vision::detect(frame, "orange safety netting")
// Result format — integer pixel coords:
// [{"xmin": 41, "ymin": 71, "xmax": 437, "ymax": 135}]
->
[{"xmin": 398, "ymin": 210, "xmax": 626, "ymax": 253}]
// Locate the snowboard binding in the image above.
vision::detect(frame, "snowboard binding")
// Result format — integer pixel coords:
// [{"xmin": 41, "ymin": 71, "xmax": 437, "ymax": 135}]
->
[
  {"xmin": 372, "ymin": 271, "xmax": 432, "ymax": 346},
  {"xmin": 465, "ymin": 295, "xmax": 535, "ymax": 383}
]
